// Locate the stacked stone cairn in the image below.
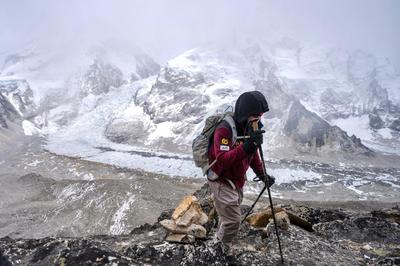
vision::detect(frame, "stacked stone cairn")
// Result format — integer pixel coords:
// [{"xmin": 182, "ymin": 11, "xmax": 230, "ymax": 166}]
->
[{"xmin": 160, "ymin": 195, "xmax": 209, "ymax": 243}]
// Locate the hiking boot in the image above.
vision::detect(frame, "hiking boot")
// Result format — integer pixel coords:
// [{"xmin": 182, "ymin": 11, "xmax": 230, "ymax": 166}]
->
[
  {"xmin": 211, "ymin": 237, "xmax": 230, "ymax": 254},
  {"xmin": 210, "ymin": 237, "xmax": 241, "ymax": 265},
  {"xmin": 226, "ymin": 254, "xmax": 240, "ymax": 266}
]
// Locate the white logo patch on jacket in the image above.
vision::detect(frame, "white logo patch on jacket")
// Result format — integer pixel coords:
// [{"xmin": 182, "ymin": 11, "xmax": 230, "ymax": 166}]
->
[{"xmin": 220, "ymin": 145, "xmax": 230, "ymax": 151}]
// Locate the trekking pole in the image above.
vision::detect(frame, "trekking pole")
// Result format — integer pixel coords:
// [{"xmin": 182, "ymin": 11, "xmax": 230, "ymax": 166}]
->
[
  {"xmin": 241, "ymin": 183, "xmax": 267, "ymax": 223},
  {"xmin": 241, "ymin": 122, "xmax": 284, "ymax": 265},
  {"xmin": 258, "ymin": 145, "xmax": 284, "ymax": 265}
]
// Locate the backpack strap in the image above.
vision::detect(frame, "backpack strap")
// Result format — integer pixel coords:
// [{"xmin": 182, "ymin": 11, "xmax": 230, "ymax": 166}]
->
[
  {"xmin": 205, "ymin": 114, "xmax": 238, "ymax": 186},
  {"xmin": 223, "ymin": 115, "xmax": 237, "ymax": 145}
]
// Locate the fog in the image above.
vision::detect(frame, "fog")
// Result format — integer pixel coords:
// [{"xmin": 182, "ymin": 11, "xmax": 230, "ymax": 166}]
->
[{"xmin": 1, "ymin": 0, "xmax": 399, "ymax": 66}]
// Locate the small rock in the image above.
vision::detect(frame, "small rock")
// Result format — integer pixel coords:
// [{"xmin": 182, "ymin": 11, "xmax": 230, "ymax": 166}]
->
[
  {"xmin": 274, "ymin": 211, "xmax": 290, "ymax": 230},
  {"xmin": 246, "ymin": 207, "xmax": 284, "ymax": 228},
  {"xmin": 172, "ymin": 196, "xmax": 198, "ymax": 220},
  {"xmin": 160, "ymin": 219, "xmax": 176, "ymax": 232},
  {"xmin": 160, "ymin": 219, "xmax": 207, "ymax": 238},
  {"xmin": 198, "ymin": 212, "xmax": 209, "ymax": 226},
  {"xmin": 187, "ymin": 224, "xmax": 207, "ymax": 239},
  {"xmin": 175, "ymin": 203, "xmax": 202, "ymax": 227},
  {"xmin": 166, "ymin": 234, "xmax": 195, "ymax": 244},
  {"xmin": 362, "ymin": 244, "xmax": 372, "ymax": 251}
]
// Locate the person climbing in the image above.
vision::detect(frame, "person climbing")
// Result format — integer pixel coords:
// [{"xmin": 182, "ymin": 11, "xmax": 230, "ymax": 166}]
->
[{"xmin": 207, "ymin": 90, "xmax": 275, "ymax": 254}]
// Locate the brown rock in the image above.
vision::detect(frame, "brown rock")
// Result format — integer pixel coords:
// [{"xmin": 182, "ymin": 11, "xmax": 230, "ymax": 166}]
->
[
  {"xmin": 187, "ymin": 224, "xmax": 207, "ymax": 238},
  {"xmin": 286, "ymin": 211, "xmax": 313, "ymax": 232},
  {"xmin": 262, "ymin": 211, "xmax": 290, "ymax": 238},
  {"xmin": 172, "ymin": 195, "xmax": 198, "ymax": 221},
  {"xmin": 166, "ymin": 233, "xmax": 195, "ymax": 244},
  {"xmin": 274, "ymin": 211, "xmax": 290, "ymax": 230},
  {"xmin": 198, "ymin": 212, "xmax": 209, "ymax": 225},
  {"xmin": 246, "ymin": 207, "xmax": 314, "ymax": 232},
  {"xmin": 160, "ymin": 219, "xmax": 177, "ymax": 232},
  {"xmin": 245, "ymin": 207, "xmax": 284, "ymax": 228},
  {"xmin": 160, "ymin": 219, "xmax": 207, "ymax": 238},
  {"xmin": 176, "ymin": 203, "xmax": 202, "ymax": 227}
]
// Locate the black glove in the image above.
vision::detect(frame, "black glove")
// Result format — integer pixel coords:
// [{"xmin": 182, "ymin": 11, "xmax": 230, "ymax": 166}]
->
[
  {"xmin": 242, "ymin": 129, "xmax": 265, "ymax": 154},
  {"xmin": 253, "ymin": 174, "xmax": 275, "ymax": 188}
]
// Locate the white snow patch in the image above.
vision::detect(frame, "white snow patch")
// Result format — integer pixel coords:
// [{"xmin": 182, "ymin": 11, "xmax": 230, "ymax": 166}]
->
[
  {"xmin": 268, "ymin": 168, "xmax": 322, "ymax": 184},
  {"xmin": 89, "ymin": 151, "xmax": 200, "ymax": 178},
  {"xmin": 378, "ymin": 128, "xmax": 393, "ymax": 139},
  {"xmin": 344, "ymin": 184, "xmax": 364, "ymax": 195},
  {"xmin": 22, "ymin": 120, "xmax": 41, "ymax": 136},
  {"xmin": 331, "ymin": 115, "xmax": 372, "ymax": 140},
  {"xmin": 57, "ymin": 183, "xmax": 95, "ymax": 202},
  {"xmin": 4, "ymin": 94, "xmax": 23, "ymax": 116},
  {"xmin": 83, "ymin": 173, "xmax": 95, "ymax": 180},
  {"xmin": 331, "ymin": 115, "xmax": 400, "ymax": 155},
  {"xmin": 376, "ymin": 174, "xmax": 397, "ymax": 182},
  {"xmin": 26, "ymin": 160, "xmax": 42, "ymax": 167},
  {"xmin": 147, "ymin": 121, "xmax": 176, "ymax": 142},
  {"xmin": 110, "ymin": 194, "xmax": 136, "ymax": 235}
]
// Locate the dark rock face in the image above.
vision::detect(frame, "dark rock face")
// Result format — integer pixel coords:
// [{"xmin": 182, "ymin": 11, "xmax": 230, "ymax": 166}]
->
[
  {"xmin": 142, "ymin": 66, "xmax": 209, "ymax": 124},
  {"xmin": 0, "ymin": 225, "xmax": 363, "ymax": 266},
  {"xmin": 284, "ymin": 101, "xmax": 331, "ymax": 148},
  {"xmin": 285, "ymin": 205, "xmax": 350, "ymax": 224},
  {"xmin": 81, "ymin": 60, "xmax": 125, "ymax": 96},
  {"xmin": 314, "ymin": 216, "xmax": 400, "ymax": 243},
  {"xmin": 0, "ymin": 94, "xmax": 19, "ymax": 128},
  {"xmin": 0, "ymin": 247, "xmax": 12, "ymax": 266},
  {"xmin": 254, "ymin": 79, "xmax": 371, "ymax": 154},
  {"xmin": 369, "ymin": 102, "xmax": 400, "ymax": 132},
  {"xmin": 369, "ymin": 109, "xmax": 385, "ymax": 129},
  {"xmin": 0, "ymin": 79, "xmax": 35, "ymax": 128},
  {"xmin": 389, "ymin": 119, "xmax": 400, "ymax": 132},
  {"xmin": 284, "ymin": 101, "xmax": 371, "ymax": 153},
  {"xmin": 0, "ymin": 115, "xmax": 7, "ymax": 128}
]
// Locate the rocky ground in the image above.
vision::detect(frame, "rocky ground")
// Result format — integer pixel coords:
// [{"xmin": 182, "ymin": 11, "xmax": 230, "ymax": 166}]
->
[
  {"xmin": 0, "ymin": 134, "xmax": 203, "ymax": 238},
  {"xmin": 1, "ymin": 133, "xmax": 399, "ymax": 265},
  {"xmin": 1, "ymin": 184, "xmax": 400, "ymax": 266}
]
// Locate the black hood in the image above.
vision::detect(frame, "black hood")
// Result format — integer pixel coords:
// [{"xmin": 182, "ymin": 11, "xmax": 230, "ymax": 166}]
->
[{"xmin": 233, "ymin": 91, "xmax": 269, "ymax": 124}]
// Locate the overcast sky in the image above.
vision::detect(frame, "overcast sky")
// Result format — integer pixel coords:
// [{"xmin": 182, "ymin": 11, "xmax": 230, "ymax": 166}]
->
[{"xmin": 1, "ymin": 0, "xmax": 399, "ymax": 67}]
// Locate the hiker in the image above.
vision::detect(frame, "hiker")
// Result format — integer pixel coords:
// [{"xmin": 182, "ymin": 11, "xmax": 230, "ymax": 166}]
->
[{"xmin": 207, "ymin": 90, "xmax": 275, "ymax": 252}]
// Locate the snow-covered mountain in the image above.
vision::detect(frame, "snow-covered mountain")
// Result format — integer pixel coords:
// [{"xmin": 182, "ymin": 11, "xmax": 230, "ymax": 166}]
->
[
  {"xmin": 1, "ymin": 39, "xmax": 399, "ymax": 175},
  {"xmin": 270, "ymin": 39, "xmax": 400, "ymax": 154},
  {"xmin": 103, "ymin": 43, "xmax": 378, "ymax": 156},
  {"xmin": 0, "ymin": 41, "xmax": 160, "ymax": 134}
]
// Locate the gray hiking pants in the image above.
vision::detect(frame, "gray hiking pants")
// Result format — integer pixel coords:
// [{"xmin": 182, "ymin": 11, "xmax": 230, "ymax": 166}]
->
[{"xmin": 208, "ymin": 180, "xmax": 243, "ymax": 244}]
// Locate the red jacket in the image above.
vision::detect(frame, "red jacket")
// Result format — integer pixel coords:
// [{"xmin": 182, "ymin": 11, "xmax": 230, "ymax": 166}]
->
[{"xmin": 208, "ymin": 121, "xmax": 264, "ymax": 189}]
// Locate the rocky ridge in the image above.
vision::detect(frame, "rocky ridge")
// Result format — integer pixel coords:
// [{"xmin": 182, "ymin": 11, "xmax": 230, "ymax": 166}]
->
[
  {"xmin": 1, "ymin": 184, "xmax": 399, "ymax": 265},
  {"xmin": 0, "ymin": 79, "xmax": 35, "ymax": 129}
]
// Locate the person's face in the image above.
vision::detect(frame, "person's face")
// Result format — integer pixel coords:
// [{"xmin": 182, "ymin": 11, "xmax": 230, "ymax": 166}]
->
[{"xmin": 247, "ymin": 113, "xmax": 263, "ymax": 124}]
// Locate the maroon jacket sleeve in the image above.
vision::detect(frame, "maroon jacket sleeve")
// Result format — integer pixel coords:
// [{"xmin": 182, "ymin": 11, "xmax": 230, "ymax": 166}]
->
[
  {"xmin": 250, "ymin": 150, "xmax": 265, "ymax": 176},
  {"xmin": 212, "ymin": 127, "xmax": 248, "ymax": 169}
]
